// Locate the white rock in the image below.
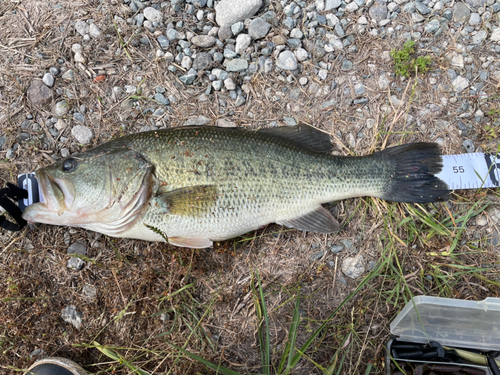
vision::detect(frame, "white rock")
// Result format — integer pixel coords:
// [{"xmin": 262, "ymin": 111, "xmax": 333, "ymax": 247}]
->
[
  {"xmin": 325, "ymin": 0, "xmax": 342, "ymax": 10},
  {"xmin": 61, "ymin": 305, "xmax": 83, "ymax": 329},
  {"xmin": 55, "ymin": 119, "xmax": 67, "ymax": 131},
  {"xmin": 378, "ymin": 73, "xmax": 391, "ymax": 90},
  {"xmin": 71, "ymin": 43, "xmax": 82, "ymax": 54},
  {"xmin": 143, "ymin": 7, "xmax": 163, "ymax": 23},
  {"xmin": 316, "ymin": 0, "xmax": 325, "ymax": 11},
  {"xmin": 215, "ymin": 0, "xmax": 262, "ymax": 26},
  {"xmin": 345, "ymin": 2, "xmax": 359, "ymax": 11},
  {"xmin": 89, "ymin": 23, "xmax": 101, "ymax": 38},
  {"xmin": 358, "ymin": 16, "xmax": 368, "ymax": 24},
  {"xmin": 450, "ymin": 53, "xmax": 464, "ymax": 69},
  {"xmin": 181, "ymin": 55, "xmax": 192, "ymax": 70},
  {"xmin": 452, "ymin": 76, "xmax": 469, "ymax": 93},
  {"xmin": 476, "ymin": 216, "xmax": 487, "ymax": 226},
  {"xmin": 217, "ymin": 118, "xmax": 237, "ymax": 127},
  {"xmin": 71, "ymin": 125, "xmax": 93, "ymax": 145},
  {"xmin": 299, "ymin": 77, "xmax": 308, "ymax": 85},
  {"xmin": 326, "ymin": 13, "xmax": 340, "ymax": 26},
  {"xmin": 342, "ymin": 256, "xmax": 365, "ymax": 279},
  {"xmin": 54, "ymin": 100, "xmax": 69, "ymax": 117},
  {"xmin": 224, "ymin": 77, "xmax": 236, "ymax": 90},
  {"xmin": 324, "ymin": 43, "xmax": 335, "ymax": 52},
  {"xmin": 74, "ymin": 52, "xmax": 86, "ymax": 63},
  {"xmin": 491, "ymin": 28, "xmax": 500, "ymax": 42},
  {"xmin": 43, "ymin": 73, "xmax": 54, "ymax": 87},
  {"xmin": 235, "ymin": 34, "xmax": 252, "ymax": 54},
  {"xmin": 74, "ymin": 20, "xmax": 89, "ymax": 36},
  {"xmin": 294, "ymin": 47, "xmax": 309, "ymax": 62},
  {"xmin": 276, "ymin": 51, "xmax": 298, "ymax": 70}
]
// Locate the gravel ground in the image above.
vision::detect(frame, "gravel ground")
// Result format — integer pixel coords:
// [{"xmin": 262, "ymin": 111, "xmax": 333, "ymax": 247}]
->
[{"xmin": 1, "ymin": 0, "xmax": 500, "ymax": 373}]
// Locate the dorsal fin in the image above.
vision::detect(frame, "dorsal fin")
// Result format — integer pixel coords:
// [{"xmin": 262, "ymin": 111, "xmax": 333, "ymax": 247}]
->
[{"xmin": 257, "ymin": 124, "xmax": 333, "ymax": 153}]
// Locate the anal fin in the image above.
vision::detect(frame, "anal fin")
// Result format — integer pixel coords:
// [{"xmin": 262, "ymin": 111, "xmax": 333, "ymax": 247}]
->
[
  {"xmin": 169, "ymin": 237, "xmax": 213, "ymax": 248},
  {"xmin": 276, "ymin": 206, "xmax": 340, "ymax": 233}
]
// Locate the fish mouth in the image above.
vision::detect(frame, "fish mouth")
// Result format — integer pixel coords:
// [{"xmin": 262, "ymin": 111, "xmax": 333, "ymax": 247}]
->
[{"xmin": 22, "ymin": 170, "xmax": 75, "ymax": 223}]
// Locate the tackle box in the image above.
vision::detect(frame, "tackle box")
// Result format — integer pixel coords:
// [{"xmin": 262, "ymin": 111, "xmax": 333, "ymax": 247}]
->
[{"xmin": 386, "ymin": 296, "xmax": 500, "ymax": 375}]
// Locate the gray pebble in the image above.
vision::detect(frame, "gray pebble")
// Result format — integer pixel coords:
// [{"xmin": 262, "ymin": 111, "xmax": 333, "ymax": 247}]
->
[
  {"xmin": 193, "ymin": 52, "xmax": 213, "ymax": 70},
  {"xmin": 415, "ymin": 1, "xmax": 431, "ymax": 14},
  {"xmin": 225, "ymin": 58, "xmax": 249, "ymax": 71},
  {"xmin": 331, "ymin": 244, "xmax": 344, "ymax": 253},
  {"xmin": 354, "ymin": 82, "xmax": 365, "ymax": 96},
  {"xmin": 218, "ymin": 26, "xmax": 232, "ymax": 40},
  {"xmin": 472, "ymin": 30, "xmax": 487, "ymax": 44},
  {"xmin": 68, "ymin": 240, "xmax": 87, "ymax": 255},
  {"xmin": 191, "ymin": 35, "xmax": 216, "ymax": 47},
  {"xmin": 369, "ymin": 4, "xmax": 388, "ymax": 21},
  {"xmin": 67, "ymin": 257, "xmax": 85, "ymax": 271},
  {"xmin": 248, "ymin": 17, "xmax": 271, "ymax": 39},
  {"xmin": 75, "ymin": 20, "xmax": 89, "ymax": 36},
  {"xmin": 341, "ymin": 60, "xmax": 353, "ymax": 70},
  {"xmin": 166, "ymin": 29, "xmax": 180, "ymax": 41},
  {"xmin": 49, "ymin": 67, "xmax": 60, "ymax": 76},
  {"xmin": 73, "ymin": 112, "xmax": 85, "ymax": 122},
  {"xmin": 180, "ymin": 73, "xmax": 196, "ymax": 85},
  {"xmin": 235, "ymin": 94, "xmax": 246, "ymax": 106},
  {"xmin": 157, "ymin": 36, "xmax": 170, "ymax": 49},
  {"xmin": 144, "ymin": 7, "xmax": 163, "ymax": 23},
  {"xmin": 309, "ymin": 250, "xmax": 325, "ymax": 261},
  {"xmin": 71, "ymin": 125, "xmax": 93, "ymax": 144},
  {"xmin": 154, "ymin": 93, "xmax": 169, "ymax": 105},
  {"xmin": 462, "ymin": 139, "xmax": 475, "ymax": 153},
  {"xmin": 326, "ymin": 0, "xmax": 342, "ymax": 10},
  {"xmin": 231, "ymin": 21, "xmax": 245, "ymax": 36},
  {"xmin": 425, "ymin": 19, "xmax": 440, "ymax": 33},
  {"xmin": 54, "ymin": 100, "xmax": 69, "ymax": 117},
  {"xmin": 453, "ymin": 2, "xmax": 471, "ymax": 23},
  {"xmin": 43, "ymin": 73, "xmax": 54, "ymax": 87}
]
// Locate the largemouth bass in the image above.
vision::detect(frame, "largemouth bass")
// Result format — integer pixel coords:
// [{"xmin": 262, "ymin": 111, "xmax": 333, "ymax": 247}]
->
[{"xmin": 22, "ymin": 125, "xmax": 449, "ymax": 248}]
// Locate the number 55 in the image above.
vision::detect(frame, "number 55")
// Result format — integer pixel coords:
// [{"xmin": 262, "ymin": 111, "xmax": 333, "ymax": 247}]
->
[{"xmin": 453, "ymin": 166, "xmax": 465, "ymax": 173}]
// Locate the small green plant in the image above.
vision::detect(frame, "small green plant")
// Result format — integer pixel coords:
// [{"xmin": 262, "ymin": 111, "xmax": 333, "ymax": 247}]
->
[{"xmin": 390, "ymin": 40, "xmax": 432, "ymax": 77}]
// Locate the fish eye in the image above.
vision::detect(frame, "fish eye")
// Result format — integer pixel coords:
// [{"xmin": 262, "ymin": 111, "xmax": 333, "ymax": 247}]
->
[{"xmin": 62, "ymin": 158, "xmax": 78, "ymax": 173}]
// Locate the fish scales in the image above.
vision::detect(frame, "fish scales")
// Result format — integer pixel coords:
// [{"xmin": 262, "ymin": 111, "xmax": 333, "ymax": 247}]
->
[{"xmin": 22, "ymin": 125, "xmax": 449, "ymax": 248}]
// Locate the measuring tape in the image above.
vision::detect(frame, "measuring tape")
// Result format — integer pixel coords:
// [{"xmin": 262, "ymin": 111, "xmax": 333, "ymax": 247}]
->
[
  {"xmin": 436, "ymin": 153, "xmax": 500, "ymax": 190},
  {"xmin": 11, "ymin": 153, "xmax": 500, "ymax": 212}
]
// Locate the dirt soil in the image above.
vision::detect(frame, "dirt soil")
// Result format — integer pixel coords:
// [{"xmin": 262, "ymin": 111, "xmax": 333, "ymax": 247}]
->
[{"xmin": 1, "ymin": 1, "xmax": 500, "ymax": 374}]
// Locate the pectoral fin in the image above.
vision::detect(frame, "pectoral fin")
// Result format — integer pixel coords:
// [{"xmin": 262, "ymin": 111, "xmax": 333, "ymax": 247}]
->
[
  {"xmin": 157, "ymin": 185, "xmax": 218, "ymax": 216},
  {"xmin": 277, "ymin": 206, "xmax": 340, "ymax": 233},
  {"xmin": 169, "ymin": 237, "xmax": 213, "ymax": 248}
]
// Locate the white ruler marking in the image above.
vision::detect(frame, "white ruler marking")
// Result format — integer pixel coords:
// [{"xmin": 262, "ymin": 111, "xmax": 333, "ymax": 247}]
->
[{"xmin": 436, "ymin": 153, "xmax": 500, "ymax": 190}]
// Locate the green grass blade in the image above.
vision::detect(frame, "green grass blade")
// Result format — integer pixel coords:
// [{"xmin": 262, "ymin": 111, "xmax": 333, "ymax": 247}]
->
[
  {"xmin": 256, "ymin": 270, "xmax": 271, "ymax": 375},
  {"xmin": 93, "ymin": 341, "xmax": 151, "ymax": 375},
  {"xmin": 278, "ymin": 292, "xmax": 301, "ymax": 374},
  {"xmin": 288, "ymin": 260, "xmax": 387, "ymax": 369},
  {"xmin": 166, "ymin": 342, "xmax": 242, "ymax": 375}
]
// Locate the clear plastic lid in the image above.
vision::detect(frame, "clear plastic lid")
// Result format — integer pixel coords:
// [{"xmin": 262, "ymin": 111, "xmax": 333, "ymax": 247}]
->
[{"xmin": 390, "ymin": 296, "xmax": 500, "ymax": 351}]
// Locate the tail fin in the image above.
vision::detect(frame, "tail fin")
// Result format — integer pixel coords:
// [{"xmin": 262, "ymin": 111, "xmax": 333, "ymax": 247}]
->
[{"xmin": 377, "ymin": 143, "xmax": 450, "ymax": 203}]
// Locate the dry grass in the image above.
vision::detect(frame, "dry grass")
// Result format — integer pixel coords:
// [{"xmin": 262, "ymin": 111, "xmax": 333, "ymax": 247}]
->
[{"xmin": 1, "ymin": 1, "xmax": 500, "ymax": 374}]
